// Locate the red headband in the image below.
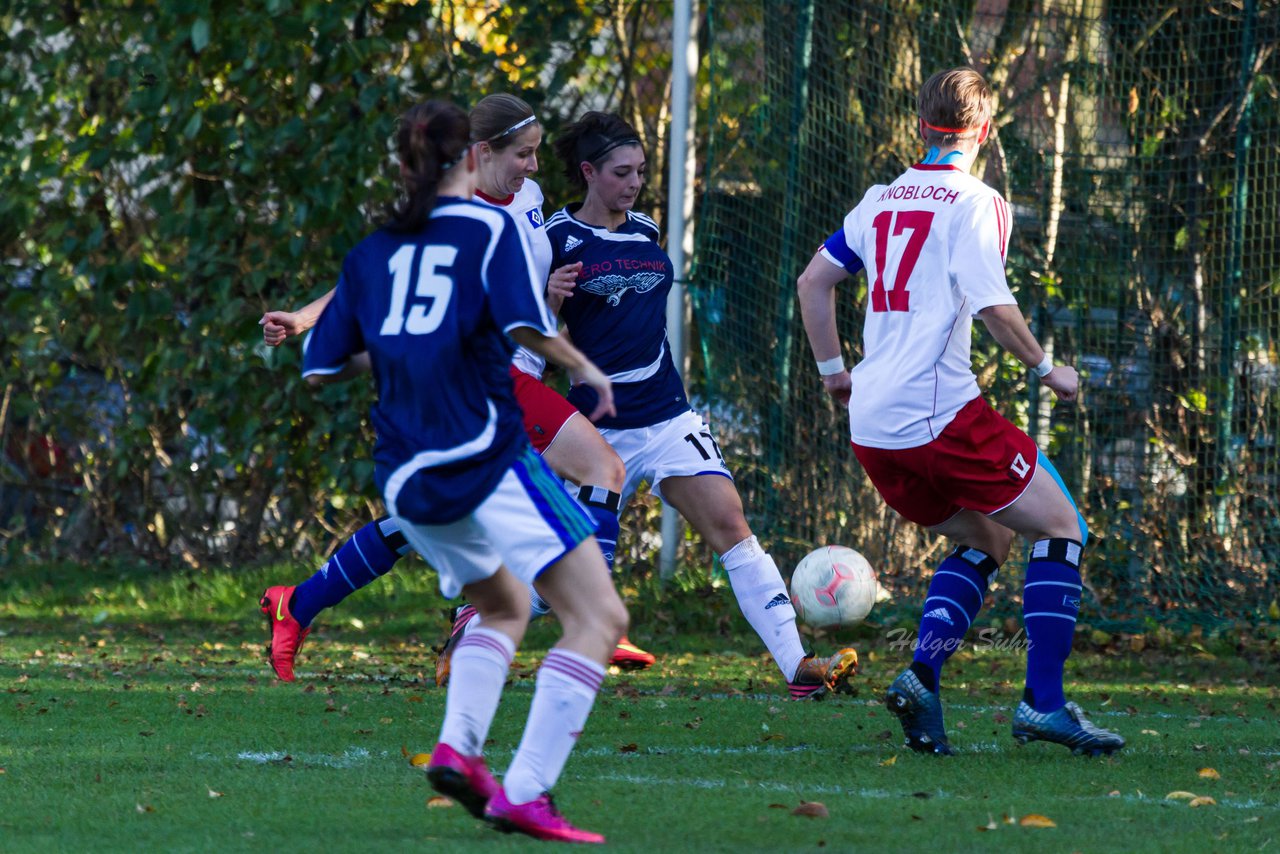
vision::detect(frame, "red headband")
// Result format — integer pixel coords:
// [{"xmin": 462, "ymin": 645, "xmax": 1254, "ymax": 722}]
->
[{"xmin": 921, "ymin": 119, "xmax": 978, "ymax": 134}]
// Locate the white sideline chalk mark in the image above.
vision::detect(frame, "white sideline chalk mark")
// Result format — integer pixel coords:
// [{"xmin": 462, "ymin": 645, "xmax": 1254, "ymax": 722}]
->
[{"xmin": 231, "ymin": 747, "xmax": 378, "ymax": 768}]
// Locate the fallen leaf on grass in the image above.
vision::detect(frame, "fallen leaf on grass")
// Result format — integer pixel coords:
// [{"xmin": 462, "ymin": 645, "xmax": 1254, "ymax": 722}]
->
[
  {"xmin": 1197, "ymin": 767, "xmax": 1220, "ymax": 779},
  {"xmin": 427, "ymin": 796, "xmax": 453, "ymax": 808},
  {"xmin": 792, "ymin": 802, "xmax": 828, "ymax": 818},
  {"xmin": 408, "ymin": 753, "xmax": 431, "ymax": 767},
  {"xmin": 1108, "ymin": 790, "xmax": 1121, "ymax": 797},
  {"xmin": 1019, "ymin": 814, "xmax": 1056, "ymax": 828},
  {"xmin": 1141, "ymin": 729, "xmax": 1160, "ymax": 736},
  {"xmin": 1002, "ymin": 813, "xmax": 1017, "ymax": 825},
  {"xmin": 879, "ymin": 755, "xmax": 897, "ymax": 767},
  {"xmin": 619, "ymin": 743, "xmax": 639, "ymax": 753},
  {"xmin": 207, "ymin": 789, "xmax": 223, "ymax": 798},
  {"xmin": 977, "ymin": 813, "xmax": 998, "ymax": 831},
  {"xmin": 1165, "ymin": 791, "xmax": 1199, "ymax": 800},
  {"xmin": 1188, "ymin": 796, "xmax": 1216, "ymax": 807},
  {"xmin": 767, "ymin": 803, "xmax": 788, "ymax": 810},
  {"xmin": 136, "ymin": 803, "xmax": 154, "ymax": 813}
]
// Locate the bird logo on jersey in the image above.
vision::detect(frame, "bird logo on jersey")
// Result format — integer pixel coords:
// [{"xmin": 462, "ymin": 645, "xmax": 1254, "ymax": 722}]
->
[{"xmin": 579, "ymin": 271, "xmax": 664, "ymax": 306}]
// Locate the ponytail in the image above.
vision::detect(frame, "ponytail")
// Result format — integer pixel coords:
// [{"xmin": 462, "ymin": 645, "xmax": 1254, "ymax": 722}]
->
[{"xmin": 385, "ymin": 101, "xmax": 470, "ymax": 232}]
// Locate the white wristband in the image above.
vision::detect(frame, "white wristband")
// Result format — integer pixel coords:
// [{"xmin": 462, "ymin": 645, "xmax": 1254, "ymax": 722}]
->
[
  {"xmin": 816, "ymin": 356, "xmax": 846, "ymax": 376},
  {"xmin": 1034, "ymin": 355, "xmax": 1054, "ymax": 378}
]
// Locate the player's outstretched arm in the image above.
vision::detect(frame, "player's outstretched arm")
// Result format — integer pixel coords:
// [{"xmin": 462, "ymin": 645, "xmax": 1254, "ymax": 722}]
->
[
  {"xmin": 797, "ymin": 251, "xmax": 853, "ymax": 407},
  {"xmin": 509, "ymin": 327, "xmax": 615, "ymax": 422},
  {"xmin": 976, "ymin": 304, "xmax": 1078, "ymax": 402},
  {"xmin": 260, "ymin": 288, "xmax": 337, "ymax": 346}
]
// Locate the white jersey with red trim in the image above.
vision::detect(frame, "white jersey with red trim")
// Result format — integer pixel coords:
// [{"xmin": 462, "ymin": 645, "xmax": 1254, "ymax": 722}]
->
[
  {"xmin": 475, "ymin": 178, "xmax": 553, "ymax": 379},
  {"xmin": 820, "ymin": 163, "xmax": 1016, "ymax": 449}
]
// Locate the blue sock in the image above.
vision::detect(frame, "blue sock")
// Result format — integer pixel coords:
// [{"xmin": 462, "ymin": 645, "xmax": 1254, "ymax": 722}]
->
[
  {"xmin": 911, "ymin": 547, "xmax": 998, "ymax": 692},
  {"xmin": 576, "ymin": 485, "xmax": 621, "ymax": 573},
  {"xmin": 1022, "ymin": 538, "xmax": 1083, "ymax": 712},
  {"xmin": 290, "ymin": 517, "xmax": 408, "ymax": 627}
]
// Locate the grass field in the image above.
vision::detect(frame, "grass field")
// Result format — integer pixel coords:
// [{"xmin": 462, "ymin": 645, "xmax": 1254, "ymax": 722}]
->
[{"xmin": 2, "ymin": 560, "xmax": 1278, "ymax": 852}]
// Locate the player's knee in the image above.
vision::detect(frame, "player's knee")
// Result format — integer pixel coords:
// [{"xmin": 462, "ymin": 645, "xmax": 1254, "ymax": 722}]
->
[{"xmin": 587, "ymin": 447, "xmax": 625, "ymax": 492}]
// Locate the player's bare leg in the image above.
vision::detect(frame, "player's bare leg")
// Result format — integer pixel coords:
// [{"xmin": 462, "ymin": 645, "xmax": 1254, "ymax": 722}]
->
[
  {"xmin": 543, "ymin": 416, "xmax": 654, "ymax": 670},
  {"xmin": 661, "ymin": 474, "xmax": 857, "ymax": 698},
  {"xmin": 486, "ymin": 539, "xmax": 626, "ymax": 843},
  {"xmin": 427, "ymin": 567, "xmax": 530, "ymax": 817}
]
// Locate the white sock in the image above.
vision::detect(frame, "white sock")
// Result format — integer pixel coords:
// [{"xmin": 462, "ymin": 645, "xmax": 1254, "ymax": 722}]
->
[
  {"xmin": 437, "ymin": 627, "xmax": 514, "ymax": 756},
  {"xmin": 502, "ymin": 648, "xmax": 605, "ymax": 804},
  {"xmin": 721, "ymin": 535, "xmax": 807, "ymax": 680}
]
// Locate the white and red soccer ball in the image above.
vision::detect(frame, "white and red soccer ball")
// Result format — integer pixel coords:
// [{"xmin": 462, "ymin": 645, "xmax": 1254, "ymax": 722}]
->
[{"xmin": 790, "ymin": 545, "xmax": 878, "ymax": 628}]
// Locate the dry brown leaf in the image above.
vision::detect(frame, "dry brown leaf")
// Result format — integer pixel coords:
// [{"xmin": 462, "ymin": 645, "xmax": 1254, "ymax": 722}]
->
[
  {"xmin": 619, "ymin": 743, "xmax": 639, "ymax": 753},
  {"xmin": 426, "ymin": 796, "xmax": 453, "ymax": 809},
  {"xmin": 1019, "ymin": 814, "xmax": 1056, "ymax": 828},
  {"xmin": 408, "ymin": 753, "xmax": 431, "ymax": 767},
  {"xmin": 767, "ymin": 803, "xmax": 789, "ymax": 810},
  {"xmin": 1197, "ymin": 767, "xmax": 1220, "ymax": 779},
  {"xmin": 135, "ymin": 803, "xmax": 154, "ymax": 813},
  {"xmin": 792, "ymin": 801, "xmax": 829, "ymax": 819},
  {"xmin": 1165, "ymin": 791, "xmax": 1199, "ymax": 800},
  {"xmin": 879, "ymin": 755, "xmax": 897, "ymax": 767},
  {"xmin": 1188, "ymin": 796, "xmax": 1216, "ymax": 808},
  {"xmin": 1002, "ymin": 813, "xmax": 1016, "ymax": 825},
  {"xmin": 400, "ymin": 744, "xmax": 411, "ymax": 758},
  {"xmin": 1107, "ymin": 790, "xmax": 1121, "ymax": 797}
]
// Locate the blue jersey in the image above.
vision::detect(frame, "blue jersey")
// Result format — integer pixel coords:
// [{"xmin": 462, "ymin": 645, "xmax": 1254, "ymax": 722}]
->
[
  {"xmin": 303, "ymin": 197, "xmax": 558, "ymax": 524},
  {"xmin": 546, "ymin": 205, "xmax": 688, "ymax": 429}
]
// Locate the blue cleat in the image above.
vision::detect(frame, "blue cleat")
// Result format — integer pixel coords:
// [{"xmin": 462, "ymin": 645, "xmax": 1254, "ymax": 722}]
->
[
  {"xmin": 885, "ymin": 669, "xmax": 953, "ymax": 755},
  {"xmin": 1012, "ymin": 700, "xmax": 1125, "ymax": 756}
]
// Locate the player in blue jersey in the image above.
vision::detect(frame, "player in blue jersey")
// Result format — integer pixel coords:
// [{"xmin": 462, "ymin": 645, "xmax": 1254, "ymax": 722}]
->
[
  {"xmin": 797, "ymin": 68, "xmax": 1123, "ymax": 756},
  {"xmin": 302, "ymin": 100, "xmax": 624, "ymax": 842},
  {"xmin": 544, "ymin": 111, "xmax": 859, "ymax": 700},
  {"xmin": 258, "ymin": 94, "xmax": 655, "ymax": 682}
]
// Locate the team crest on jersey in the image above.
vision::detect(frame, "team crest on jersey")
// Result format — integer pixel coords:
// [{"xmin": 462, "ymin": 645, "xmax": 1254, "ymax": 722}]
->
[
  {"xmin": 563, "ymin": 234, "xmax": 583, "ymax": 252},
  {"xmin": 526, "ymin": 209, "xmax": 544, "ymax": 229},
  {"xmin": 580, "ymin": 271, "xmax": 664, "ymax": 306}
]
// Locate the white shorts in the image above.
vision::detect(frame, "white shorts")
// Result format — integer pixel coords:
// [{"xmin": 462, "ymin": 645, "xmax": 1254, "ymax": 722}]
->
[
  {"xmin": 393, "ymin": 447, "xmax": 595, "ymax": 599},
  {"xmin": 599, "ymin": 410, "xmax": 734, "ymax": 505}
]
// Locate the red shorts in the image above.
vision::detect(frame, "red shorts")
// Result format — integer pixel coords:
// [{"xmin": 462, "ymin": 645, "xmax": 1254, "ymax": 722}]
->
[
  {"xmin": 510, "ymin": 365, "xmax": 580, "ymax": 454},
  {"xmin": 851, "ymin": 395, "xmax": 1038, "ymax": 528}
]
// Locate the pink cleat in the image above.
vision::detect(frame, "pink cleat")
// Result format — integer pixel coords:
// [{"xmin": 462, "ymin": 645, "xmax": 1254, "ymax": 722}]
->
[
  {"xmin": 484, "ymin": 789, "xmax": 605, "ymax": 844},
  {"xmin": 425, "ymin": 742, "xmax": 499, "ymax": 819}
]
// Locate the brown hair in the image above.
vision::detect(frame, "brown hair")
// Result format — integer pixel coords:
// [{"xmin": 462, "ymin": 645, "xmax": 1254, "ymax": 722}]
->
[
  {"xmin": 384, "ymin": 100, "xmax": 470, "ymax": 232},
  {"xmin": 917, "ymin": 67, "xmax": 992, "ymax": 146},
  {"xmin": 553, "ymin": 111, "xmax": 642, "ymax": 189},
  {"xmin": 470, "ymin": 93, "xmax": 538, "ymax": 151}
]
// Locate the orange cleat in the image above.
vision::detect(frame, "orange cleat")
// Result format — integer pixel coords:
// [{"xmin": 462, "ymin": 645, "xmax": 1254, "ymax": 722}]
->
[
  {"xmin": 608, "ymin": 636, "xmax": 656, "ymax": 670},
  {"xmin": 259, "ymin": 585, "xmax": 311, "ymax": 682}
]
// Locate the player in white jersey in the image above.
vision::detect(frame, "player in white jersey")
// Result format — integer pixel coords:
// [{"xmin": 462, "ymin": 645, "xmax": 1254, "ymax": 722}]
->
[
  {"xmin": 257, "ymin": 95, "xmax": 654, "ymax": 684},
  {"xmin": 798, "ymin": 67, "xmax": 1123, "ymax": 755}
]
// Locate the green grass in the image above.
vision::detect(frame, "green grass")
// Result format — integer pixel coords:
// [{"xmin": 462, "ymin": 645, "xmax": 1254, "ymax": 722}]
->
[{"xmin": 2, "ymin": 560, "xmax": 1278, "ymax": 852}]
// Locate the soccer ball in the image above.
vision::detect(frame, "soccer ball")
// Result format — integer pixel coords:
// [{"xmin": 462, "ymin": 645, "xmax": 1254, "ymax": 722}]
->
[{"xmin": 789, "ymin": 545, "xmax": 877, "ymax": 629}]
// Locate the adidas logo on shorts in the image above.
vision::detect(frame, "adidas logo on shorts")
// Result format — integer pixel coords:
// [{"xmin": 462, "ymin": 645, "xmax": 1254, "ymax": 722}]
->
[
  {"xmin": 923, "ymin": 606, "xmax": 954, "ymax": 626},
  {"xmin": 564, "ymin": 235, "xmax": 583, "ymax": 252}
]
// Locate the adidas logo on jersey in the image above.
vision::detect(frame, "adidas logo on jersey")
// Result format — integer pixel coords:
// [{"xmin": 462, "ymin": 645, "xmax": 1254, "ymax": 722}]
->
[
  {"xmin": 923, "ymin": 606, "xmax": 954, "ymax": 626},
  {"xmin": 563, "ymin": 234, "xmax": 583, "ymax": 252},
  {"xmin": 764, "ymin": 593, "xmax": 790, "ymax": 610}
]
